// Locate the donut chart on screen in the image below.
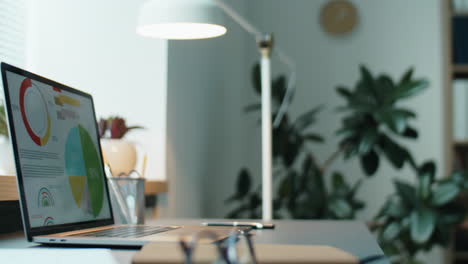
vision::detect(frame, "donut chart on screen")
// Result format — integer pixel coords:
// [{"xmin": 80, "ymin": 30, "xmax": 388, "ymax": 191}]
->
[
  {"xmin": 65, "ymin": 125, "xmax": 104, "ymax": 217},
  {"xmin": 19, "ymin": 78, "xmax": 51, "ymax": 146}
]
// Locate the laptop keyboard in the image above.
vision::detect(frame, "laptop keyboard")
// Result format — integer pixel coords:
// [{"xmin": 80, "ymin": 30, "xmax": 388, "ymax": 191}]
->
[{"xmin": 76, "ymin": 226, "xmax": 179, "ymax": 238}]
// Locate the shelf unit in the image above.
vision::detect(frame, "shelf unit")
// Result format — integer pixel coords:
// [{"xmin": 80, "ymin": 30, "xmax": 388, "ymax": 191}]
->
[
  {"xmin": 444, "ymin": 4, "xmax": 468, "ymax": 173},
  {"xmin": 0, "ymin": 175, "xmax": 168, "ymax": 202},
  {"xmin": 444, "ymin": 1, "xmax": 468, "ymax": 263}
]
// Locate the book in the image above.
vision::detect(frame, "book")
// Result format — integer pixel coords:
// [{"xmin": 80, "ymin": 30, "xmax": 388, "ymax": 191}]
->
[{"xmin": 453, "ymin": 80, "xmax": 468, "ymax": 141}]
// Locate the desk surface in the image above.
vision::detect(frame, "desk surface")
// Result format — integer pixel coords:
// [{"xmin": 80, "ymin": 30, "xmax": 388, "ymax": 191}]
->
[{"xmin": 0, "ymin": 219, "xmax": 388, "ymax": 264}]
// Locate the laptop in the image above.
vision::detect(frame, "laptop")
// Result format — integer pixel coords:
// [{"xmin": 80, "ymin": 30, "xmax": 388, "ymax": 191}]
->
[{"xmin": 0, "ymin": 62, "xmax": 245, "ymax": 246}]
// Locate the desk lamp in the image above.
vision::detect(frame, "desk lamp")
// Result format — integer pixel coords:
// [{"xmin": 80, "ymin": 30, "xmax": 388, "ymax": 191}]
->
[{"xmin": 137, "ymin": 0, "xmax": 295, "ymax": 221}]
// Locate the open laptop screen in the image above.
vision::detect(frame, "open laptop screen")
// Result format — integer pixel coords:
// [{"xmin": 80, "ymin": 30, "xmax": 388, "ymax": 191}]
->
[{"xmin": 2, "ymin": 66, "xmax": 112, "ymax": 228}]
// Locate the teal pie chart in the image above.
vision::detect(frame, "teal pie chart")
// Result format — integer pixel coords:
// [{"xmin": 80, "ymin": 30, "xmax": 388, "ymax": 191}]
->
[{"xmin": 65, "ymin": 125, "xmax": 104, "ymax": 217}]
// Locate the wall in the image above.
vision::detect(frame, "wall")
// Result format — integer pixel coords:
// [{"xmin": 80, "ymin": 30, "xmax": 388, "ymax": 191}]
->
[
  {"xmin": 26, "ymin": 0, "xmax": 168, "ymax": 182},
  {"xmin": 165, "ymin": 0, "xmax": 253, "ymax": 218}
]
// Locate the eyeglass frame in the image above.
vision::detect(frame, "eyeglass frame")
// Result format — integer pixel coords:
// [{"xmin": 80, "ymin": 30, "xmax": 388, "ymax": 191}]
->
[{"xmin": 179, "ymin": 229, "xmax": 258, "ymax": 264}]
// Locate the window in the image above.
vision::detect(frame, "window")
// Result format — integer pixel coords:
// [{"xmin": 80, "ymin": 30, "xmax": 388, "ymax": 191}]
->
[{"xmin": 0, "ymin": 0, "xmax": 28, "ymax": 87}]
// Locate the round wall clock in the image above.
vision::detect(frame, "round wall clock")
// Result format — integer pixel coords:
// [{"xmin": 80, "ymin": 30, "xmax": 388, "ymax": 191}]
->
[{"xmin": 320, "ymin": 0, "xmax": 358, "ymax": 36}]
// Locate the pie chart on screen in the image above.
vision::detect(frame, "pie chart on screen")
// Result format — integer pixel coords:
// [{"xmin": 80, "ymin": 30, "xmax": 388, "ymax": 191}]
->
[
  {"xmin": 19, "ymin": 78, "xmax": 51, "ymax": 146},
  {"xmin": 65, "ymin": 125, "xmax": 104, "ymax": 217}
]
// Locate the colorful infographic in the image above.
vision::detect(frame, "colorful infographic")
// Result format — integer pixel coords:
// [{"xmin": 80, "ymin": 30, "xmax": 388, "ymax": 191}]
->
[
  {"xmin": 19, "ymin": 78, "xmax": 51, "ymax": 146},
  {"xmin": 5, "ymin": 70, "xmax": 111, "ymax": 228},
  {"xmin": 43, "ymin": 216, "xmax": 54, "ymax": 226},
  {"xmin": 37, "ymin": 187, "xmax": 54, "ymax": 207},
  {"xmin": 65, "ymin": 125, "xmax": 104, "ymax": 217}
]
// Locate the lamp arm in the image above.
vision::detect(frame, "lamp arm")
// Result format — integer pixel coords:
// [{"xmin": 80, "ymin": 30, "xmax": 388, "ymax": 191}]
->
[
  {"xmin": 272, "ymin": 48, "xmax": 297, "ymax": 127},
  {"xmin": 214, "ymin": 0, "xmax": 263, "ymax": 39},
  {"xmin": 215, "ymin": 0, "xmax": 297, "ymax": 221}
]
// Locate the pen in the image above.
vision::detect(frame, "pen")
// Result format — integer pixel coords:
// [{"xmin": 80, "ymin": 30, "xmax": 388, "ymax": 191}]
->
[{"xmin": 202, "ymin": 221, "xmax": 275, "ymax": 229}]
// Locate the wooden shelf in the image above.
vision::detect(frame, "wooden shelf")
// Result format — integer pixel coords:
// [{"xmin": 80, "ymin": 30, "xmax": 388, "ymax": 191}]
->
[
  {"xmin": 455, "ymin": 252, "xmax": 468, "ymax": 260},
  {"xmin": 453, "ymin": 12, "xmax": 468, "ymax": 18},
  {"xmin": 144, "ymin": 178, "xmax": 168, "ymax": 195},
  {"xmin": 454, "ymin": 65, "xmax": 468, "ymax": 73},
  {"xmin": 0, "ymin": 176, "xmax": 18, "ymax": 201},
  {"xmin": 454, "ymin": 141, "xmax": 468, "ymax": 147},
  {"xmin": 453, "ymin": 65, "xmax": 468, "ymax": 79},
  {"xmin": 0, "ymin": 175, "xmax": 167, "ymax": 202}
]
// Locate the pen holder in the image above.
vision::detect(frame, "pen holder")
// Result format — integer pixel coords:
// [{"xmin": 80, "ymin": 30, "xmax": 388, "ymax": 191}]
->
[{"xmin": 108, "ymin": 176, "xmax": 145, "ymax": 224}]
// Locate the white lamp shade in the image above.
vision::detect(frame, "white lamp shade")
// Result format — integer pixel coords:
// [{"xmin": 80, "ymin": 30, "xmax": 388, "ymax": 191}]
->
[{"xmin": 137, "ymin": 0, "xmax": 227, "ymax": 40}]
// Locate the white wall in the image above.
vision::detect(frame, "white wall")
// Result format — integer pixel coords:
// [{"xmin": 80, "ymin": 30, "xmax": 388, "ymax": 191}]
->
[
  {"xmin": 26, "ymin": 0, "xmax": 168, "ymax": 182},
  {"xmin": 164, "ymin": 0, "xmax": 253, "ymax": 218}
]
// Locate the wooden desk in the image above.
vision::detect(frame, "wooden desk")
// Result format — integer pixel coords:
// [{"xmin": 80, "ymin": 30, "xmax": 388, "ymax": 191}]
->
[
  {"xmin": 0, "ymin": 219, "xmax": 389, "ymax": 264},
  {"xmin": 0, "ymin": 175, "xmax": 168, "ymax": 201}
]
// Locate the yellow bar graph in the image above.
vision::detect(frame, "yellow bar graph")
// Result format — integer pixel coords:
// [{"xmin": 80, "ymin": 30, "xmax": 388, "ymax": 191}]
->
[{"xmin": 55, "ymin": 95, "xmax": 81, "ymax": 107}]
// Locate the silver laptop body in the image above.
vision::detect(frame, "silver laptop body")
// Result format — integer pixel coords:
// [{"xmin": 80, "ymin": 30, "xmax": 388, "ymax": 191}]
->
[{"xmin": 1, "ymin": 63, "xmax": 240, "ymax": 246}]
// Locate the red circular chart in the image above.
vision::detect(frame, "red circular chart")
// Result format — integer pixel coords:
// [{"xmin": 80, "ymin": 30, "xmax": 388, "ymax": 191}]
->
[{"xmin": 19, "ymin": 78, "xmax": 51, "ymax": 146}]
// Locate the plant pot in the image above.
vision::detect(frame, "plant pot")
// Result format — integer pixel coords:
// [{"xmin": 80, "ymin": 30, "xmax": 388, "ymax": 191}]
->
[
  {"xmin": 0, "ymin": 136, "xmax": 15, "ymax": 175},
  {"xmin": 100, "ymin": 139, "xmax": 137, "ymax": 176}
]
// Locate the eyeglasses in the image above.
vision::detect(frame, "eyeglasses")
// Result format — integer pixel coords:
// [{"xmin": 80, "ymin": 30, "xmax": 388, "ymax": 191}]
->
[{"xmin": 179, "ymin": 229, "xmax": 258, "ymax": 264}]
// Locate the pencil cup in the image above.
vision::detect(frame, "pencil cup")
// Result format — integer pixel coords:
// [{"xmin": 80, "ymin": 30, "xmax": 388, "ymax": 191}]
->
[{"xmin": 108, "ymin": 177, "xmax": 146, "ymax": 224}]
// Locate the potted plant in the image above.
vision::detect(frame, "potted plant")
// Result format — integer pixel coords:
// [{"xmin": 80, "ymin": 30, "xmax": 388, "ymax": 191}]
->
[
  {"xmin": 98, "ymin": 117, "xmax": 143, "ymax": 176},
  {"xmin": 227, "ymin": 64, "xmax": 468, "ymax": 262}
]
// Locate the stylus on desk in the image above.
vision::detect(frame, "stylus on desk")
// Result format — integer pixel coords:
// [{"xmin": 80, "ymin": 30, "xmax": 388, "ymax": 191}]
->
[{"xmin": 202, "ymin": 222, "xmax": 275, "ymax": 229}]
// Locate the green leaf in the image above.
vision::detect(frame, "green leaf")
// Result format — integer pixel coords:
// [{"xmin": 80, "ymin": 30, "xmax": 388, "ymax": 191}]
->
[
  {"xmin": 328, "ymin": 198, "xmax": 352, "ymax": 219},
  {"xmin": 418, "ymin": 173, "xmax": 432, "ymax": 201},
  {"xmin": 360, "ymin": 149, "xmax": 379, "ymax": 176},
  {"xmin": 438, "ymin": 211, "xmax": 465, "ymax": 226},
  {"xmin": 303, "ymin": 133, "xmax": 325, "ymax": 143},
  {"xmin": 431, "ymin": 182, "xmax": 460, "ymax": 206},
  {"xmin": 418, "ymin": 161, "xmax": 436, "ymax": 200},
  {"xmin": 225, "ymin": 204, "xmax": 249, "ymax": 219},
  {"xmin": 395, "ymin": 79, "xmax": 429, "ymax": 100},
  {"xmin": 402, "ymin": 126, "xmax": 418, "ymax": 139},
  {"xmin": 249, "ymin": 193, "xmax": 261, "ymax": 209},
  {"xmin": 360, "ymin": 65, "xmax": 375, "ymax": 90},
  {"xmin": 252, "ymin": 63, "xmax": 261, "ymax": 95},
  {"xmin": 394, "ymin": 180, "xmax": 417, "ymax": 207},
  {"xmin": 332, "ymin": 172, "xmax": 346, "ymax": 190},
  {"xmin": 378, "ymin": 135, "xmax": 409, "ymax": 169},
  {"xmin": 451, "ymin": 170, "xmax": 468, "ymax": 185},
  {"xmin": 385, "ymin": 197, "xmax": 408, "ymax": 218},
  {"xmin": 244, "ymin": 103, "xmax": 261, "ymax": 113},
  {"xmin": 293, "ymin": 106, "xmax": 322, "ymax": 131},
  {"xmin": 272, "ymin": 76, "xmax": 287, "ymax": 103},
  {"xmin": 433, "ymin": 224, "xmax": 451, "ymax": 247},
  {"xmin": 382, "ymin": 222, "xmax": 402, "ymax": 241},
  {"xmin": 278, "ymin": 172, "xmax": 294, "ymax": 199},
  {"xmin": 376, "ymin": 75, "xmax": 395, "ymax": 104},
  {"xmin": 399, "ymin": 68, "xmax": 414, "ymax": 86},
  {"xmin": 350, "ymin": 179, "xmax": 363, "ymax": 197},
  {"xmin": 410, "ymin": 207, "xmax": 436, "ymax": 244},
  {"xmin": 357, "ymin": 129, "xmax": 378, "ymax": 154},
  {"xmin": 336, "ymin": 86, "xmax": 352, "ymax": 100},
  {"xmin": 233, "ymin": 169, "xmax": 251, "ymax": 200},
  {"xmin": 376, "ymin": 109, "xmax": 415, "ymax": 134}
]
